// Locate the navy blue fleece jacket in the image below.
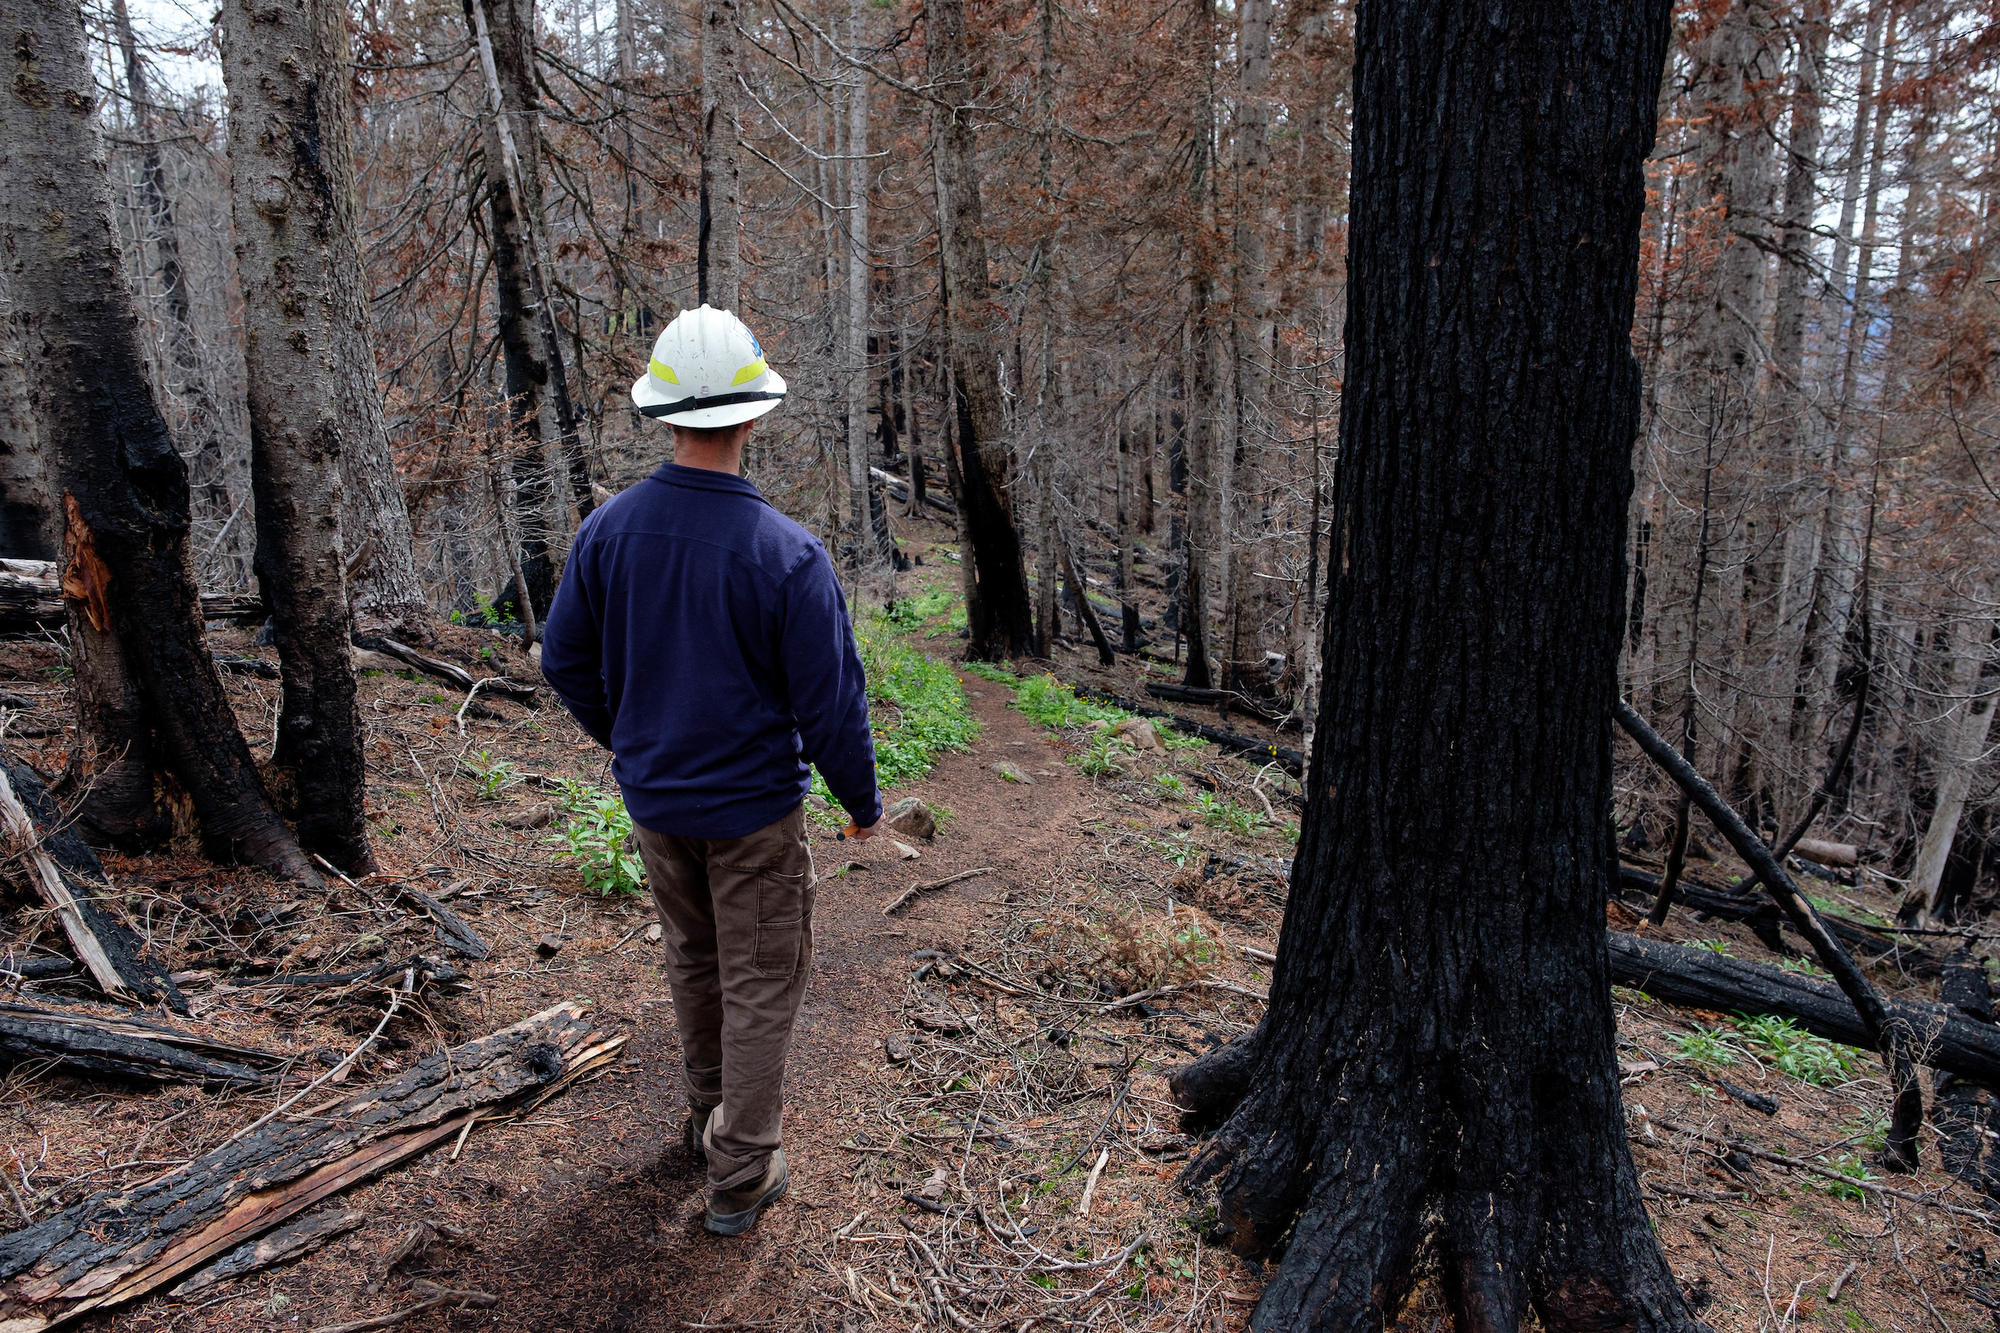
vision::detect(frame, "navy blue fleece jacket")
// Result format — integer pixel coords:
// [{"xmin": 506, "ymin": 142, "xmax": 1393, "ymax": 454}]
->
[{"xmin": 539, "ymin": 462, "xmax": 881, "ymax": 839}]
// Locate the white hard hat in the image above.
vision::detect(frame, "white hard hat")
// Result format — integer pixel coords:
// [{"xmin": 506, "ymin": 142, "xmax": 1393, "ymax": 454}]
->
[{"xmin": 630, "ymin": 305, "xmax": 788, "ymax": 428}]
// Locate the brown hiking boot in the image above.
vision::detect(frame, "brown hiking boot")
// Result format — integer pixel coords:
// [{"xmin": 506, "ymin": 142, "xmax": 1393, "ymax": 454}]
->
[{"xmin": 703, "ymin": 1149, "xmax": 788, "ymax": 1236}]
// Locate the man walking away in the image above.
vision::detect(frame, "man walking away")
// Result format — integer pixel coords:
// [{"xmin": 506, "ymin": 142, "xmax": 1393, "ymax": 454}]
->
[{"xmin": 540, "ymin": 305, "xmax": 883, "ymax": 1236}]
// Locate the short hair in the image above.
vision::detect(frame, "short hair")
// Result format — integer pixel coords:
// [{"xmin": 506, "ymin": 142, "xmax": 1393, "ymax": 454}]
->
[{"xmin": 671, "ymin": 419, "xmax": 756, "ymax": 447}]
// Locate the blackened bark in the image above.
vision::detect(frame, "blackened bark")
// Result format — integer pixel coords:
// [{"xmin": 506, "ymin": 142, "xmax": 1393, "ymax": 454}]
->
[
  {"xmin": 0, "ymin": 1, "xmax": 319, "ymax": 886},
  {"xmin": 1934, "ymin": 952, "xmax": 1996, "ymax": 1193},
  {"xmin": 218, "ymin": 0, "xmax": 376, "ymax": 872},
  {"xmin": 468, "ymin": 0, "xmax": 588, "ymax": 620},
  {"xmin": 697, "ymin": 0, "xmax": 742, "ymax": 309},
  {"xmin": 927, "ymin": 0, "xmax": 1033, "ymax": 660},
  {"xmin": 1172, "ymin": 3, "xmax": 1700, "ymax": 1329}
]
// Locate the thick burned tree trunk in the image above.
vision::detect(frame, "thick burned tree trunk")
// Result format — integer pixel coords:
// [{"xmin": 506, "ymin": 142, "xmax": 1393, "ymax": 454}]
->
[
  {"xmin": 218, "ymin": 0, "xmax": 376, "ymax": 872},
  {"xmin": 927, "ymin": 0, "xmax": 1032, "ymax": 660},
  {"xmin": 0, "ymin": 1, "xmax": 318, "ymax": 886},
  {"xmin": 1170, "ymin": 2, "xmax": 1698, "ymax": 1328}
]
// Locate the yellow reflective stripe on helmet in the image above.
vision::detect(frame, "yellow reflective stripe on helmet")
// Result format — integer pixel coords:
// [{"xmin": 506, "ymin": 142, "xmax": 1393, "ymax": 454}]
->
[
  {"xmin": 730, "ymin": 357, "xmax": 768, "ymax": 387},
  {"xmin": 649, "ymin": 356, "xmax": 680, "ymax": 385}
]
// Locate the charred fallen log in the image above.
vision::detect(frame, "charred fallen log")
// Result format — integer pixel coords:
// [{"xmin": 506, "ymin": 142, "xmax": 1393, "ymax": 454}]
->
[
  {"xmin": 0, "ymin": 563, "xmax": 265, "ymax": 637},
  {"xmin": 0, "ymin": 1002, "xmax": 284, "ymax": 1086},
  {"xmin": 1614, "ymin": 864, "xmax": 1942, "ymax": 978},
  {"xmin": 1071, "ymin": 686, "xmax": 1305, "ymax": 778},
  {"xmin": 1606, "ymin": 932, "xmax": 2000, "ymax": 1085},
  {"xmin": 1143, "ymin": 682, "xmax": 1301, "ymax": 732},
  {"xmin": 0, "ymin": 1001, "xmax": 623, "ymax": 1325}
]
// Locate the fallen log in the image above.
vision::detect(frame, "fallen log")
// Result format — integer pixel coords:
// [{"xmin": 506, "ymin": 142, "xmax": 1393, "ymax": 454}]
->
[
  {"xmin": 1606, "ymin": 931, "xmax": 2000, "ymax": 1086},
  {"xmin": 1615, "ymin": 699, "xmax": 1924, "ymax": 1170},
  {"xmin": 396, "ymin": 888, "xmax": 488, "ymax": 961},
  {"xmin": 0, "ymin": 1002, "xmax": 284, "ymax": 1087},
  {"xmin": 0, "ymin": 563, "xmax": 265, "ymax": 636},
  {"xmin": 354, "ymin": 637, "xmax": 536, "ymax": 705},
  {"xmin": 1072, "ymin": 686, "xmax": 1304, "ymax": 778},
  {"xmin": 1933, "ymin": 952, "xmax": 1996, "ymax": 1194},
  {"xmin": 870, "ymin": 466, "xmax": 956, "ymax": 515},
  {"xmin": 1142, "ymin": 682, "xmax": 1299, "ymax": 732},
  {"xmin": 1614, "ymin": 864, "xmax": 1943, "ymax": 978},
  {"xmin": 0, "ymin": 1001, "xmax": 623, "ymax": 1325},
  {"xmin": 0, "ymin": 758, "xmax": 183, "ymax": 1011}
]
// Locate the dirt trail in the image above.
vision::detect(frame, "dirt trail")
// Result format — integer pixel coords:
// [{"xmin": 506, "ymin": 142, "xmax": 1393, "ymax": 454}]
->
[{"xmin": 318, "ymin": 674, "xmax": 1104, "ymax": 1333}]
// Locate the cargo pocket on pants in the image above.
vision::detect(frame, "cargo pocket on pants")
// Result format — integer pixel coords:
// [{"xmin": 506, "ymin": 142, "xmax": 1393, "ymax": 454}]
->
[{"xmin": 753, "ymin": 868, "xmax": 809, "ymax": 978}]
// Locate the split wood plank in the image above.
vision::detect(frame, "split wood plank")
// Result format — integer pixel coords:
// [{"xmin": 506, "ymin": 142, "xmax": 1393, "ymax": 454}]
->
[
  {"xmin": 168, "ymin": 1208, "xmax": 365, "ymax": 1296},
  {"xmin": 0, "ymin": 760, "xmax": 180, "ymax": 1010},
  {"xmin": 0, "ymin": 1001, "xmax": 623, "ymax": 1327}
]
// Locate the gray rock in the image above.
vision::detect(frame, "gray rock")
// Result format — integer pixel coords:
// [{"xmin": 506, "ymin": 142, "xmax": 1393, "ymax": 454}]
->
[
  {"xmin": 882, "ymin": 795, "xmax": 936, "ymax": 841},
  {"xmin": 994, "ymin": 761, "xmax": 1034, "ymax": 785}
]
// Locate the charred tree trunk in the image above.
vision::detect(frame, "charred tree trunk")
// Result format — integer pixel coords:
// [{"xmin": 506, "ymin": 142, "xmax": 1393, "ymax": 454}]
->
[
  {"xmin": 927, "ymin": 0, "xmax": 1032, "ymax": 660},
  {"xmin": 1169, "ymin": 3, "xmax": 1701, "ymax": 1328},
  {"xmin": 0, "ymin": 0, "xmax": 318, "ymax": 885},
  {"xmin": 1178, "ymin": 0, "xmax": 1219, "ymax": 690},
  {"xmin": 0, "ymin": 316, "xmax": 54, "ymax": 560},
  {"xmin": 218, "ymin": 0, "xmax": 376, "ymax": 872},
  {"xmin": 468, "ymin": 0, "xmax": 588, "ymax": 621},
  {"xmin": 108, "ymin": 0, "xmax": 248, "ymax": 585},
  {"xmin": 697, "ymin": 0, "xmax": 742, "ymax": 309}
]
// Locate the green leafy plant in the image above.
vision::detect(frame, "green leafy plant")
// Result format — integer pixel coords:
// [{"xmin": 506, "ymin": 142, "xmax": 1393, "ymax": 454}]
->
[
  {"xmin": 1669, "ymin": 1025, "xmax": 1738, "ymax": 1068},
  {"xmin": 1809, "ymin": 1151, "xmax": 1873, "ymax": 1202},
  {"xmin": 549, "ymin": 780, "xmax": 646, "ymax": 895},
  {"xmin": 1157, "ymin": 831, "xmax": 1199, "ymax": 867},
  {"xmin": 1190, "ymin": 789, "xmax": 1266, "ymax": 838},
  {"xmin": 1777, "ymin": 955, "xmax": 1830, "ymax": 979},
  {"xmin": 1075, "ymin": 730, "xmax": 1136, "ymax": 778},
  {"xmin": 1686, "ymin": 938, "xmax": 1736, "ymax": 957},
  {"xmin": 962, "ymin": 661, "xmax": 1021, "ymax": 685},
  {"xmin": 1843, "ymin": 1112, "xmax": 1889, "ymax": 1153},
  {"xmin": 1013, "ymin": 673, "xmax": 1131, "ymax": 729},
  {"xmin": 464, "ymin": 750, "xmax": 519, "ymax": 801},
  {"xmin": 1156, "ymin": 772, "xmax": 1186, "ymax": 795},
  {"xmin": 882, "ymin": 586, "xmax": 965, "ymax": 636},
  {"xmin": 1736, "ymin": 1014, "xmax": 1861, "ymax": 1085},
  {"xmin": 854, "ymin": 620, "xmax": 980, "ymax": 785}
]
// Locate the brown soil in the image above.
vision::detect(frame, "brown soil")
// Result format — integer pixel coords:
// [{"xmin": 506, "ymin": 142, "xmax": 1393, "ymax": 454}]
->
[{"xmin": 0, "ymin": 529, "xmax": 1995, "ymax": 1332}]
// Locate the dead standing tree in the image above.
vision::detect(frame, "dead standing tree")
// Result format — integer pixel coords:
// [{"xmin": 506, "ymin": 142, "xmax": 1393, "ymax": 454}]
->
[
  {"xmin": 0, "ymin": 0, "xmax": 319, "ymax": 886},
  {"xmin": 217, "ymin": 0, "xmax": 379, "ymax": 872},
  {"xmin": 466, "ymin": 0, "xmax": 591, "ymax": 620},
  {"xmin": 1167, "ymin": 0, "xmax": 1707, "ymax": 1326},
  {"xmin": 927, "ymin": 0, "xmax": 1034, "ymax": 660}
]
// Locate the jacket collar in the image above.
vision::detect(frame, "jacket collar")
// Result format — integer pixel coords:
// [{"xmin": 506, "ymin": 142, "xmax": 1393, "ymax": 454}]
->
[{"xmin": 647, "ymin": 462, "xmax": 769, "ymax": 503}]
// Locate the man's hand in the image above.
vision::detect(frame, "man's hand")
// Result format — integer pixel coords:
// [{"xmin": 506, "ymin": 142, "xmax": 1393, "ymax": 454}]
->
[{"xmin": 842, "ymin": 819, "xmax": 885, "ymax": 842}]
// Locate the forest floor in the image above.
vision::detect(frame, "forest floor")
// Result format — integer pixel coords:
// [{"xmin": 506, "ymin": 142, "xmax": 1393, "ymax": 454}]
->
[{"xmin": 0, "ymin": 515, "xmax": 1995, "ymax": 1332}]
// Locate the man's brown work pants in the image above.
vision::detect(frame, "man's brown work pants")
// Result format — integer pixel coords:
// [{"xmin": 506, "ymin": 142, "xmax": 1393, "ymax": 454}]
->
[{"xmin": 633, "ymin": 806, "xmax": 814, "ymax": 1191}]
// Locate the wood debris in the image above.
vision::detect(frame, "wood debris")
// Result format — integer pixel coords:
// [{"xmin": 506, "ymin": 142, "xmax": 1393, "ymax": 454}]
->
[
  {"xmin": 0, "ymin": 1001, "xmax": 623, "ymax": 1326},
  {"xmin": 0, "ymin": 1001, "xmax": 284, "ymax": 1087}
]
